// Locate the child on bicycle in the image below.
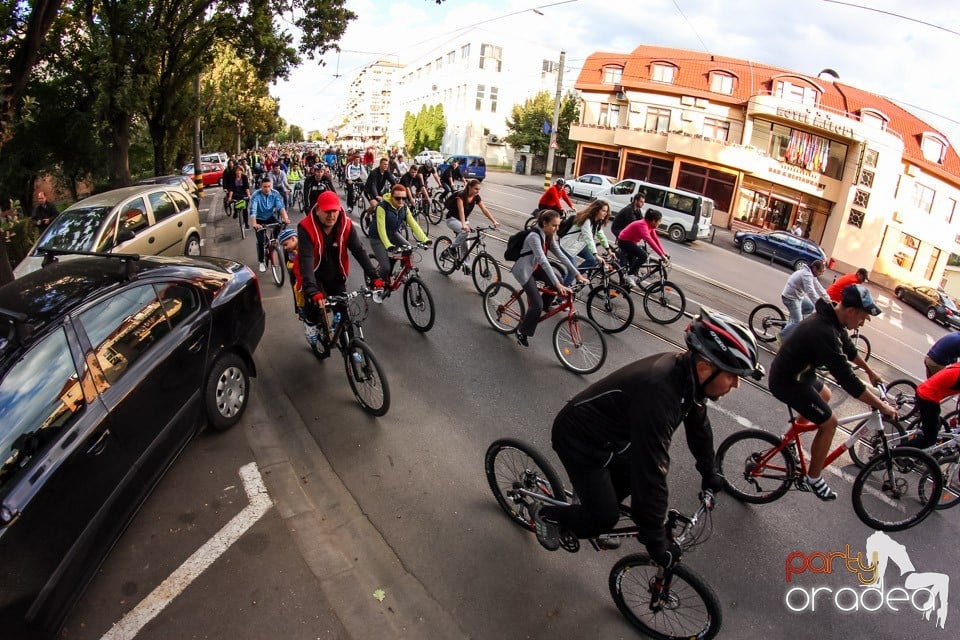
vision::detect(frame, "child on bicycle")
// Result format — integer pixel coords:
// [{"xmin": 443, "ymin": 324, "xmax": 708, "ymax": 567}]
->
[
  {"xmin": 511, "ymin": 209, "xmax": 586, "ymax": 347},
  {"xmin": 277, "ymin": 228, "xmax": 314, "ymax": 347}
]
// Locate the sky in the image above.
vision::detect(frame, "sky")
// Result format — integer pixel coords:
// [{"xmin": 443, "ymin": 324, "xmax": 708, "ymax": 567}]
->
[{"xmin": 271, "ymin": 0, "xmax": 960, "ymax": 146}]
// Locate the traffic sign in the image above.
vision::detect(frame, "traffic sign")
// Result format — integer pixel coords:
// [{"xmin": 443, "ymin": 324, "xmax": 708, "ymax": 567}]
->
[{"xmin": 550, "ymin": 140, "xmax": 558, "ymax": 149}]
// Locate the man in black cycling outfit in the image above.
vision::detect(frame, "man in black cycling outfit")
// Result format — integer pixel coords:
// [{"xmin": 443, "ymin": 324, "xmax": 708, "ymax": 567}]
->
[
  {"xmin": 533, "ymin": 310, "xmax": 762, "ymax": 568},
  {"xmin": 439, "ymin": 159, "xmax": 462, "ymax": 196},
  {"xmin": 364, "ymin": 157, "xmax": 397, "ymax": 211},
  {"xmin": 769, "ymin": 284, "xmax": 896, "ymax": 500},
  {"xmin": 399, "ymin": 164, "xmax": 428, "ymax": 206}
]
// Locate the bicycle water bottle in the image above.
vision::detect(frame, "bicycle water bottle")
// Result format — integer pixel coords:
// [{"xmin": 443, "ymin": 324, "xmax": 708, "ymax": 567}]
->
[{"xmin": 330, "ymin": 312, "xmax": 341, "ymax": 333}]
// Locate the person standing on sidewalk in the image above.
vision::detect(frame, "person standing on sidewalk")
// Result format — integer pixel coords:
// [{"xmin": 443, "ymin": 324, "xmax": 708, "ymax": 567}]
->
[{"xmin": 32, "ymin": 191, "xmax": 59, "ymax": 231}]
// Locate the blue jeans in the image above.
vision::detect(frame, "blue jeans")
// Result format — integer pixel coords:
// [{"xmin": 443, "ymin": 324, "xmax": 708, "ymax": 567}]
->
[
  {"xmin": 781, "ymin": 295, "xmax": 814, "ymax": 340},
  {"xmin": 561, "ymin": 247, "xmax": 599, "ymax": 286}
]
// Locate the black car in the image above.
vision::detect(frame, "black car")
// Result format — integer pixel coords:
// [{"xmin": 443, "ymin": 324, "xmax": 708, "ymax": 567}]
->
[
  {"xmin": 0, "ymin": 253, "xmax": 264, "ymax": 637},
  {"xmin": 894, "ymin": 283, "xmax": 960, "ymax": 329}
]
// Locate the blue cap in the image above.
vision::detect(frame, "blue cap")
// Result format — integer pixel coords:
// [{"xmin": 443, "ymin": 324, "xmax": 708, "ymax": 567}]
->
[
  {"xmin": 841, "ymin": 284, "xmax": 881, "ymax": 316},
  {"xmin": 277, "ymin": 229, "xmax": 297, "ymax": 244}
]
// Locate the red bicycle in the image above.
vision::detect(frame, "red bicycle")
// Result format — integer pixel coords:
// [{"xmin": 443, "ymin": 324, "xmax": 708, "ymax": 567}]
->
[
  {"xmin": 481, "ymin": 281, "xmax": 606, "ymax": 374},
  {"xmin": 374, "ymin": 242, "xmax": 436, "ymax": 332}
]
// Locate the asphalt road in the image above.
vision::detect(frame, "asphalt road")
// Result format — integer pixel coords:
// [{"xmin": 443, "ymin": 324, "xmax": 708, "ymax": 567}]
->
[{"xmin": 63, "ymin": 172, "xmax": 958, "ymax": 640}]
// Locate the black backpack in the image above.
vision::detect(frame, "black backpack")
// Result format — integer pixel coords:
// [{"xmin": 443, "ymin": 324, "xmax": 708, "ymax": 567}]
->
[
  {"xmin": 557, "ymin": 214, "xmax": 576, "ymax": 238},
  {"xmin": 504, "ymin": 229, "xmax": 535, "ymax": 261}
]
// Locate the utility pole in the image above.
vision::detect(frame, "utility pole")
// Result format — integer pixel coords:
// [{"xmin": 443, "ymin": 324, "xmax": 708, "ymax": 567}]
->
[
  {"xmin": 543, "ymin": 50, "xmax": 566, "ymax": 191},
  {"xmin": 193, "ymin": 73, "xmax": 203, "ymax": 198}
]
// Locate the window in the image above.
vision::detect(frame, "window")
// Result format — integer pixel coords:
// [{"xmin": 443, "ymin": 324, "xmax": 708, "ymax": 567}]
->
[
  {"xmin": 645, "ymin": 107, "xmax": 671, "ymax": 133},
  {"xmin": 894, "ymin": 232, "xmax": 921, "ymax": 270},
  {"xmin": 155, "ymin": 282, "xmax": 200, "ymax": 328},
  {"xmin": 710, "ymin": 73, "xmax": 734, "ymax": 95},
  {"xmin": 853, "ymin": 189, "xmax": 870, "ymax": 208},
  {"xmin": 848, "ymin": 209, "xmax": 865, "ymax": 228},
  {"xmin": 425, "ymin": 62, "xmax": 431, "ymax": 74},
  {"xmin": 749, "ymin": 119, "xmax": 847, "ymax": 180},
  {"xmin": 774, "ymin": 80, "xmax": 818, "ymax": 106},
  {"xmin": 148, "ymin": 191, "xmax": 177, "ymax": 222},
  {"xmin": 603, "ymin": 66, "xmax": 623, "ymax": 84},
  {"xmin": 598, "ymin": 104, "xmax": 620, "ymax": 128},
  {"xmin": 945, "ymin": 197, "xmax": 958, "ymax": 224},
  {"xmin": 860, "ymin": 112, "xmax": 887, "ymax": 130},
  {"xmin": 912, "ymin": 183, "xmax": 935, "ymax": 213},
  {"xmin": 864, "ymin": 148, "xmax": 879, "ymax": 168},
  {"xmin": 475, "ymin": 85, "xmax": 485, "ymax": 111},
  {"xmin": 79, "ymin": 285, "xmax": 171, "ymax": 387},
  {"xmin": 921, "ymin": 135, "xmax": 947, "ymax": 164},
  {"xmin": 461, "ymin": 44, "xmax": 471, "ymax": 60},
  {"xmin": 925, "ymin": 248, "xmax": 942, "ymax": 281},
  {"xmin": 702, "ymin": 118, "xmax": 730, "ymax": 142},
  {"xmin": 119, "ymin": 198, "xmax": 149, "ymax": 235},
  {"xmin": 624, "ymin": 153, "xmax": 673, "ymax": 185},
  {"xmin": 542, "ymin": 59, "xmax": 558, "ymax": 73},
  {"xmin": 0, "ymin": 329, "xmax": 85, "ymax": 491},
  {"xmin": 490, "ymin": 86, "xmax": 498, "ymax": 113},
  {"xmin": 651, "ymin": 63, "xmax": 675, "ymax": 83},
  {"xmin": 170, "ymin": 190, "xmax": 191, "ymax": 213},
  {"xmin": 858, "ymin": 169, "xmax": 875, "ymax": 189},
  {"xmin": 677, "ymin": 162, "xmax": 736, "ymax": 212},
  {"xmin": 480, "ymin": 43, "xmax": 502, "ymax": 72},
  {"xmin": 435, "ymin": 57, "xmax": 442, "ymax": 70},
  {"xmin": 447, "ymin": 51, "xmax": 455, "ymax": 64},
  {"xmin": 611, "ymin": 180, "xmax": 638, "ymax": 197}
]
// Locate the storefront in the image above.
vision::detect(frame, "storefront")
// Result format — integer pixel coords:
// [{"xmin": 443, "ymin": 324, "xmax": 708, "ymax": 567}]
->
[{"xmin": 735, "ymin": 176, "xmax": 833, "ymax": 244}]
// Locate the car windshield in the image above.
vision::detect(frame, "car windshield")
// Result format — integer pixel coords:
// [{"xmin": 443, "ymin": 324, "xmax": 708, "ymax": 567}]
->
[{"xmin": 36, "ymin": 205, "xmax": 112, "ymax": 253}]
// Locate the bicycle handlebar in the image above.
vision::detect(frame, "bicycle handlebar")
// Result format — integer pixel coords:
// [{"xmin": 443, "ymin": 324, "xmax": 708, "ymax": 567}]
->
[{"xmin": 325, "ymin": 287, "xmax": 372, "ymax": 306}]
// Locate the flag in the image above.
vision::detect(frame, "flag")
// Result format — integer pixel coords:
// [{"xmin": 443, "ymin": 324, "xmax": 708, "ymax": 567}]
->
[{"xmin": 542, "ymin": 120, "xmax": 552, "ymax": 134}]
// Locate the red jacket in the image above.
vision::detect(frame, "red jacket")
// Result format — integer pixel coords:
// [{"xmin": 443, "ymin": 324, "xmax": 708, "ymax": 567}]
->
[
  {"xmin": 826, "ymin": 272, "xmax": 860, "ymax": 303},
  {"xmin": 538, "ymin": 184, "xmax": 573, "ymax": 210},
  {"xmin": 297, "ymin": 212, "xmax": 353, "ymax": 289}
]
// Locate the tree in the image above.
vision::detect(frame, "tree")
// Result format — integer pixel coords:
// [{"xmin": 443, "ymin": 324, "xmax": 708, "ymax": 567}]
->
[
  {"xmin": 403, "ymin": 104, "xmax": 446, "ymax": 152},
  {"xmin": 504, "ymin": 90, "xmax": 580, "ymax": 158}
]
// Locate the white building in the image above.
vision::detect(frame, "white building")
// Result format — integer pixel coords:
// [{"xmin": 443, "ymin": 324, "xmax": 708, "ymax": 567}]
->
[
  {"xmin": 340, "ymin": 58, "xmax": 404, "ymax": 146},
  {"xmin": 389, "ymin": 29, "xmax": 561, "ymax": 167}
]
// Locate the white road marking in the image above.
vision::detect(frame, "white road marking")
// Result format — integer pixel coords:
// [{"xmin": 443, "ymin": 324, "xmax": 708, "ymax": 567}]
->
[{"xmin": 100, "ymin": 462, "xmax": 272, "ymax": 640}]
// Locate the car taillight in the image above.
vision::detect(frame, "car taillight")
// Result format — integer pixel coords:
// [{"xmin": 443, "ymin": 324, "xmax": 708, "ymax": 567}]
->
[
  {"xmin": 947, "ymin": 309, "xmax": 953, "ymax": 316},
  {"xmin": 246, "ymin": 265, "xmax": 262, "ymax": 301}
]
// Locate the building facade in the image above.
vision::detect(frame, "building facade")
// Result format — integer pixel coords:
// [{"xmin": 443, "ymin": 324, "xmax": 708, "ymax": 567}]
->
[
  {"xmin": 339, "ymin": 58, "xmax": 405, "ymax": 146},
  {"xmin": 389, "ymin": 29, "xmax": 561, "ymax": 168},
  {"xmin": 570, "ymin": 45, "xmax": 960, "ymax": 290}
]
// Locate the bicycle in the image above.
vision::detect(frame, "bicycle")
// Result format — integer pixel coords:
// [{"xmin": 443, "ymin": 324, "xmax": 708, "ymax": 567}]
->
[
  {"xmin": 482, "ymin": 282, "xmax": 607, "ymax": 374},
  {"xmin": 227, "ymin": 197, "xmax": 249, "ymax": 240},
  {"xmin": 428, "ymin": 187, "xmax": 446, "ymax": 224},
  {"xmin": 625, "ymin": 257, "xmax": 687, "ymax": 325},
  {"xmin": 574, "ymin": 256, "xmax": 634, "ymax": 334},
  {"xmin": 748, "ymin": 301, "xmax": 872, "ymax": 361},
  {"xmin": 255, "ymin": 221, "xmax": 286, "ymax": 287},
  {"xmin": 523, "ymin": 207, "xmax": 576, "ymax": 231},
  {"xmin": 345, "ymin": 181, "xmax": 365, "ymax": 216},
  {"xmin": 311, "ymin": 287, "xmax": 390, "ymax": 416},
  {"xmin": 484, "ymin": 438, "xmax": 722, "ymax": 640},
  {"xmin": 290, "ymin": 180, "xmax": 304, "ymax": 212},
  {"xmin": 716, "ymin": 383, "xmax": 943, "ymax": 531},
  {"xmin": 433, "ymin": 225, "xmax": 502, "ymax": 295},
  {"xmin": 409, "ymin": 193, "xmax": 432, "ymax": 236},
  {"xmin": 371, "ymin": 242, "xmax": 436, "ymax": 332}
]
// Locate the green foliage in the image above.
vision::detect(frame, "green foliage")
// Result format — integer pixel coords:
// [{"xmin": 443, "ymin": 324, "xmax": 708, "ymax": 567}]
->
[
  {"xmin": 1, "ymin": 217, "xmax": 39, "ymax": 267},
  {"xmin": 504, "ymin": 90, "xmax": 580, "ymax": 157},
  {"xmin": 403, "ymin": 104, "xmax": 446, "ymax": 154}
]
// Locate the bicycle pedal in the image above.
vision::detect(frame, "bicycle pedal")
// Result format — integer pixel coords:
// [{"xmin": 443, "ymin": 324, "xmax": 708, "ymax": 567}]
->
[{"xmin": 559, "ymin": 531, "xmax": 580, "ymax": 553}]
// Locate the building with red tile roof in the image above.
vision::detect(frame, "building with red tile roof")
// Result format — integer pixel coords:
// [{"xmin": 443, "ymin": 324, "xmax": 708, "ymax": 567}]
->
[{"xmin": 570, "ymin": 44, "xmax": 960, "ymax": 289}]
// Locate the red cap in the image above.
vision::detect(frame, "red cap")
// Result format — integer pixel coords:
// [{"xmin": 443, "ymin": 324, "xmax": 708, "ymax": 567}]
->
[{"xmin": 316, "ymin": 190, "xmax": 342, "ymax": 212}]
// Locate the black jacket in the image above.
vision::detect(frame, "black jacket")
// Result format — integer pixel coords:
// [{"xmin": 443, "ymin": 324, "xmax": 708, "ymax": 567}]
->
[
  {"xmin": 364, "ymin": 168, "xmax": 397, "ymax": 200},
  {"xmin": 770, "ymin": 297, "xmax": 864, "ymax": 398},
  {"xmin": 551, "ymin": 352, "xmax": 716, "ymax": 545},
  {"xmin": 611, "ymin": 204, "xmax": 641, "ymax": 238}
]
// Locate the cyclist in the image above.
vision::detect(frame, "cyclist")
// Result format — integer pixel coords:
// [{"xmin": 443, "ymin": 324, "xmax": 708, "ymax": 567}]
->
[
  {"xmin": 442, "ymin": 179, "xmax": 501, "ymax": 264},
  {"xmin": 249, "ymin": 176, "xmax": 290, "ymax": 272},
  {"xmin": 287, "ymin": 162, "xmax": 304, "ymax": 209},
  {"xmin": 277, "ymin": 227, "xmax": 307, "ymax": 324},
  {"xmin": 296, "ymin": 190, "xmax": 383, "ymax": 359},
  {"xmin": 225, "ymin": 165, "xmax": 251, "ymax": 220},
  {"xmin": 370, "ymin": 185, "xmax": 431, "ymax": 280},
  {"xmin": 618, "ymin": 208, "xmax": 669, "ymax": 289},
  {"xmin": 364, "ymin": 157, "xmax": 398, "ymax": 211},
  {"xmin": 268, "ymin": 163, "xmax": 291, "ymax": 208},
  {"xmin": 924, "ymin": 333, "xmax": 960, "ymax": 378},
  {"xmin": 531, "ymin": 309, "xmax": 762, "ymax": 563},
  {"xmin": 344, "ymin": 156, "xmax": 367, "ymax": 210},
  {"xmin": 558, "ymin": 199, "xmax": 614, "ymax": 286},
  {"xmin": 780, "ymin": 259, "xmax": 829, "ymax": 340},
  {"xmin": 537, "ymin": 178, "xmax": 574, "ymax": 215},
  {"xmin": 420, "ymin": 160, "xmax": 442, "ymax": 189},
  {"xmin": 399, "ymin": 164, "xmax": 430, "ymax": 211},
  {"xmin": 512, "ymin": 209, "xmax": 586, "ymax": 347},
  {"xmin": 769, "ymin": 284, "xmax": 897, "ymax": 500},
  {"xmin": 826, "ymin": 267, "xmax": 868, "ymax": 303},
  {"xmin": 301, "ymin": 164, "xmax": 324, "ymax": 214},
  {"xmin": 439, "ymin": 158, "xmax": 463, "ymax": 197},
  {"xmin": 610, "ymin": 191, "xmax": 646, "ymax": 239}
]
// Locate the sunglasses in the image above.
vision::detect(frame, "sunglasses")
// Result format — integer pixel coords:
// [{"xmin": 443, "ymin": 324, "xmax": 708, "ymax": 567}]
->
[{"xmin": 393, "ymin": 196, "xmax": 407, "ymax": 201}]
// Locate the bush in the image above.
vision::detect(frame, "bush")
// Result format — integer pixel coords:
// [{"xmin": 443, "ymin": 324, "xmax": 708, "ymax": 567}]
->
[{"xmin": 2, "ymin": 218, "xmax": 39, "ymax": 267}]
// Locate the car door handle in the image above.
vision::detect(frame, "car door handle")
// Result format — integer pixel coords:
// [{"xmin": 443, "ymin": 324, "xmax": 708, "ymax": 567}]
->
[
  {"xmin": 148, "ymin": 236, "xmax": 155, "ymax": 243},
  {"xmin": 178, "ymin": 221, "xmax": 183, "ymax": 227},
  {"xmin": 187, "ymin": 336, "xmax": 205, "ymax": 353},
  {"xmin": 86, "ymin": 428, "xmax": 111, "ymax": 456}
]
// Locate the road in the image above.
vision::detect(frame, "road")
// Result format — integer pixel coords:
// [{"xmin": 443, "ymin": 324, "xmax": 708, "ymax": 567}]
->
[{"xmin": 63, "ymin": 172, "xmax": 957, "ymax": 640}]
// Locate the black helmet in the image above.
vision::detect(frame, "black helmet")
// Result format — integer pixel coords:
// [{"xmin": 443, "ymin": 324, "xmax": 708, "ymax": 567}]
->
[{"xmin": 685, "ymin": 308, "xmax": 763, "ymax": 380}]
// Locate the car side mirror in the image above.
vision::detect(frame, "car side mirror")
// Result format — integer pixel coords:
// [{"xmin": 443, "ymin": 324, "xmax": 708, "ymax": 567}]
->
[{"xmin": 117, "ymin": 228, "xmax": 136, "ymax": 243}]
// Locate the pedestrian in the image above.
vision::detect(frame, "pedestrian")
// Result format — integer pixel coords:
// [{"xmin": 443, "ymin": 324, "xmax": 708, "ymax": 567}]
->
[
  {"xmin": 791, "ymin": 220, "xmax": 804, "ymax": 236},
  {"xmin": 32, "ymin": 191, "xmax": 59, "ymax": 231}
]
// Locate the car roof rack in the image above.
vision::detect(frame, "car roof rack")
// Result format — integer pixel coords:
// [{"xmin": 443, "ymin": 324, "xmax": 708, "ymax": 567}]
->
[{"xmin": 38, "ymin": 248, "xmax": 141, "ymax": 280}]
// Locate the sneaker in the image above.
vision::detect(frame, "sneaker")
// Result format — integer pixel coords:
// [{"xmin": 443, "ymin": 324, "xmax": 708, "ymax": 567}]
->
[
  {"xmin": 529, "ymin": 503, "xmax": 560, "ymax": 551},
  {"xmin": 596, "ymin": 534, "xmax": 621, "ymax": 550},
  {"xmin": 259, "ymin": 262, "xmax": 266, "ymax": 272},
  {"xmin": 303, "ymin": 322, "xmax": 319, "ymax": 347},
  {"xmin": 624, "ymin": 275, "xmax": 638, "ymax": 289},
  {"xmin": 516, "ymin": 330, "xmax": 529, "ymax": 347},
  {"xmin": 801, "ymin": 475, "xmax": 837, "ymax": 501}
]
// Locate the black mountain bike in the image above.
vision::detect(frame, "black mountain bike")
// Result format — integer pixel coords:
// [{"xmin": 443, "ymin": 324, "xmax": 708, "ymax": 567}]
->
[{"xmin": 433, "ymin": 225, "xmax": 501, "ymax": 294}]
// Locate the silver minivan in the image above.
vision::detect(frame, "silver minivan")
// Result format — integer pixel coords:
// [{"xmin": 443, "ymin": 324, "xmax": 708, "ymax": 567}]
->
[
  {"xmin": 598, "ymin": 179, "xmax": 714, "ymax": 242},
  {"xmin": 15, "ymin": 185, "xmax": 202, "ymax": 277}
]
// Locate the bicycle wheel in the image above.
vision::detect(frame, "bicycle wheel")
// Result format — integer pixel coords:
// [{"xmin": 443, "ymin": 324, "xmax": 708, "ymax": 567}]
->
[
  {"xmin": 586, "ymin": 284, "xmax": 634, "ymax": 334},
  {"xmin": 747, "ymin": 303, "xmax": 784, "ymax": 343},
  {"xmin": 919, "ymin": 454, "xmax": 960, "ymax": 510},
  {"xmin": 482, "ymin": 282, "xmax": 524, "ymax": 334},
  {"xmin": 848, "ymin": 417, "xmax": 907, "ymax": 468},
  {"xmin": 237, "ymin": 206, "xmax": 247, "ymax": 240},
  {"xmin": 403, "ymin": 276, "xmax": 435, "ymax": 332},
  {"xmin": 269, "ymin": 245, "xmax": 284, "ymax": 287},
  {"xmin": 552, "ymin": 314, "xmax": 607, "ymax": 374},
  {"xmin": 360, "ymin": 209, "xmax": 373, "ymax": 237},
  {"xmin": 343, "ymin": 338, "xmax": 390, "ymax": 416},
  {"xmin": 854, "ymin": 333, "xmax": 871, "ymax": 361},
  {"xmin": 642, "ymin": 281, "xmax": 686, "ymax": 324},
  {"xmin": 484, "ymin": 438, "xmax": 568, "ymax": 531},
  {"xmin": 471, "ymin": 251, "xmax": 501, "ymax": 294},
  {"xmin": 715, "ymin": 429, "xmax": 794, "ymax": 503},
  {"xmin": 414, "ymin": 209, "xmax": 430, "ymax": 236},
  {"xmin": 524, "ymin": 216, "xmax": 538, "ymax": 230},
  {"xmin": 433, "ymin": 236, "xmax": 457, "ymax": 275},
  {"xmin": 609, "ymin": 554, "xmax": 722, "ymax": 640},
  {"xmin": 883, "ymin": 378, "xmax": 918, "ymax": 420},
  {"xmin": 851, "ymin": 447, "xmax": 941, "ymax": 531},
  {"xmin": 429, "ymin": 194, "xmax": 445, "ymax": 224}
]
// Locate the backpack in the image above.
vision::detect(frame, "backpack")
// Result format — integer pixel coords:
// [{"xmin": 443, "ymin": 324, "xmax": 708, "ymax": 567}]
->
[
  {"xmin": 557, "ymin": 214, "xmax": 576, "ymax": 238},
  {"xmin": 504, "ymin": 229, "xmax": 535, "ymax": 261}
]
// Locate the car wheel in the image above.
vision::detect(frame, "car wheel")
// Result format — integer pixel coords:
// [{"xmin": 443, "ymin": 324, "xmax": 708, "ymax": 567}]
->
[
  {"xmin": 564, "ymin": 185, "xmax": 572, "ymax": 196},
  {"xmin": 185, "ymin": 233, "xmax": 201, "ymax": 256},
  {"xmin": 204, "ymin": 352, "xmax": 249, "ymax": 431},
  {"xmin": 927, "ymin": 307, "xmax": 938, "ymax": 321},
  {"xmin": 793, "ymin": 259, "xmax": 807, "ymax": 271},
  {"xmin": 668, "ymin": 225, "xmax": 686, "ymax": 243},
  {"xmin": 742, "ymin": 239, "xmax": 756, "ymax": 254}
]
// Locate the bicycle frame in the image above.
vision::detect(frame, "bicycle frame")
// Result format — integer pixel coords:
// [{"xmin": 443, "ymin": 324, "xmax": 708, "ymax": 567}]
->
[
  {"xmin": 450, "ymin": 226, "xmax": 491, "ymax": 264},
  {"xmin": 777, "ymin": 409, "xmax": 885, "ymax": 476}
]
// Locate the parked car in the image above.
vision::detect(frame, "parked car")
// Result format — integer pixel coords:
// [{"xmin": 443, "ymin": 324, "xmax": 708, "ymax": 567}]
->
[
  {"xmin": 732, "ymin": 229, "xmax": 826, "ymax": 270},
  {"xmin": 135, "ymin": 174, "xmax": 200, "ymax": 207},
  {"xmin": 0, "ymin": 253, "xmax": 265, "ymax": 637},
  {"xmin": 894, "ymin": 284, "xmax": 960, "ymax": 329},
  {"xmin": 439, "ymin": 155, "xmax": 486, "ymax": 181},
  {"xmin": 564, "ymin": 174, "xmax": 617, "ymax": 199},
  {"xmin": 181, "ymin": 162, "xmax": 224, "ymax": 187},
  {"xmin": 414, "ymin": 149, "xmax": 444, "ymax": 165},
  {"xmin": 14, "ymin": 184, "xmax": 203, "ymax": 278}
]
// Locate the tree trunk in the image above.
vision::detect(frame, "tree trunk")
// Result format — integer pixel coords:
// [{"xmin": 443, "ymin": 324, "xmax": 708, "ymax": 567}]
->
[
  {"xmin": 106, "ymin": 114, "xmax": 132, "ymax": 187},
  {"xmin": 0, "ymin": 240, "xmax": 14, "ymax": 285},
  {"xmin": 151, "ymin": 125, "xmax": 168, "ymax": 177}
]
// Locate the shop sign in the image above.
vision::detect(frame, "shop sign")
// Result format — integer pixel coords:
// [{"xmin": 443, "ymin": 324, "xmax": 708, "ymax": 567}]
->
[
  {"xmin": 776, "ymin": 106, "xmax": 856, "ymax": 139},
  {"xmin": 765, "ymin": 161, "xmax": 827, "ymax": 194}
]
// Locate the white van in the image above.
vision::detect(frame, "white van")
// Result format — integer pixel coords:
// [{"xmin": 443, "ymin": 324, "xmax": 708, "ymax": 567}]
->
[{"xmin": 597, "ymin": 179, "xmax": 714, "ymax": 242}]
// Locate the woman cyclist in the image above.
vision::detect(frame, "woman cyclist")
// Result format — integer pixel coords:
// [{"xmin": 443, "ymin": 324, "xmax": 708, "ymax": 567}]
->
[
  {"xmin": 443, "ymin": 179, "xmax": 500, "ymax": 261},
  {"xmin": 558, "ymin": 199, "xmax": 613, "ymax": 286}
]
